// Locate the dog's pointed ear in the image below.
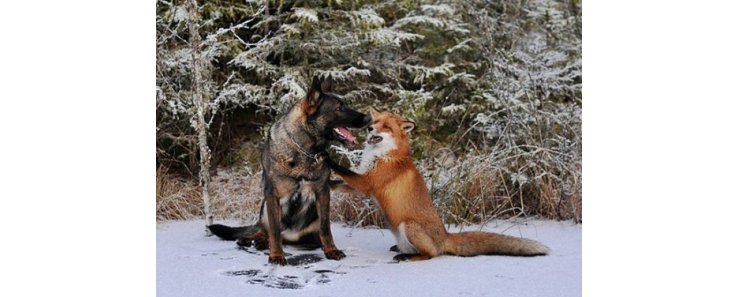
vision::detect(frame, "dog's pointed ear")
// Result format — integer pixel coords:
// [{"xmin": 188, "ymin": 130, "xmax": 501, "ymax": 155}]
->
[
  {"xmin": 321, "ymin": 75, "xmax": 333, "ymax": 93},
  {"xmin": 400, "ymin": 120, "xmax": 415, "ymax": 134},
  {"xmin": 307, "ymin": 75, "xmax": 323, "ymax": 106},
  {"xmin": 369, "ymin": 106, "xmax": 382, "ymax": 118}
]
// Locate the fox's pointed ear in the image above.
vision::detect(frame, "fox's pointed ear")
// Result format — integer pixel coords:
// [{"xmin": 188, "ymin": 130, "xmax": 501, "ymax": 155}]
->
[
  {"xmin": 400, "ymin": 120, "xmax": 415, "ymax": 134},
  {"xmin": 369, "ymin": 106, "xmax": 382, "ymax": 118},
  {"xmin": 321, "ymin": 75, "xmax": 333, "ymax": 93},
  {"xmin": 307, "ymin": 76, "xmax": 323, "ymax": 106}
]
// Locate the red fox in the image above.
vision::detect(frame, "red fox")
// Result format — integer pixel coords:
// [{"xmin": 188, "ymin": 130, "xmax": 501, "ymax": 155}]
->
[{"xmin": 328, "ymin": 108, "xmax": 549, "ymax": 261}]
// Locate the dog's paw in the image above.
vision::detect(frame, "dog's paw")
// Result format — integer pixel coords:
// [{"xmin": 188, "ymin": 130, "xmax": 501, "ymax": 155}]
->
[
  {"xmin": 253, "ymin": 239, "xmax": 269, "ymax": 250},
  {"xmin": 324, "ymin": 249, "xmax": 346, "ymax": 261},
  {"xmin": 268, "ymin": 255, "xmax": 287, "ymax": 266},
  {"xmin": 236, "ymin": 238, "xmax": 253, "ymax": 247},
  {"xmin": 389, "ymin": 245, "xmax": 399, "ymax": 252}
]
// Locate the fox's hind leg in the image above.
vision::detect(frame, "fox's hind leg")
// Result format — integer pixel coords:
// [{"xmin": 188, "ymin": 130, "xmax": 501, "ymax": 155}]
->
[
  {"xmin": 393, "ymin": 253, "xmax": 431, "ymax": 262},
  {"xmin": 393, "ymin": 222, "xmax": 441, "ymax": 262}
]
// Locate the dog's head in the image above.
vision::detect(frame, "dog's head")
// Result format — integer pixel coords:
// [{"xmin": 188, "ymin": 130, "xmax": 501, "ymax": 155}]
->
[{"xmin": 303, "ymin": 75, "xmax": 371, "ymax": 145}]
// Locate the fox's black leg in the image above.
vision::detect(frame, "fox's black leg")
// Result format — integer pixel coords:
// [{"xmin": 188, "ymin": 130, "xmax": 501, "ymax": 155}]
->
[{"xmin": 393, "ymin": 253, "xmax": 431, "ymax": 262}]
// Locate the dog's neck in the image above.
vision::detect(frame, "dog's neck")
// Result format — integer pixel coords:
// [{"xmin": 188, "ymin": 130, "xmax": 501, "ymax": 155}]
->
[{"xmin": 281, "ymin": 106, "xmax": 327, "ymax": 154}]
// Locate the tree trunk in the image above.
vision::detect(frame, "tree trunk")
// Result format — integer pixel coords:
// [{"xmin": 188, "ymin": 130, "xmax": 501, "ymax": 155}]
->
[{"xmin": 185, "ymin": 0, "xmax": 213, "ymax": 235}]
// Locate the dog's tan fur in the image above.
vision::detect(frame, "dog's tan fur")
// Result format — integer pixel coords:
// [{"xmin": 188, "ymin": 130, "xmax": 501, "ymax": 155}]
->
[{"xmin": 209, "ymin": 76, "xmax": 370, "ymax": 265}]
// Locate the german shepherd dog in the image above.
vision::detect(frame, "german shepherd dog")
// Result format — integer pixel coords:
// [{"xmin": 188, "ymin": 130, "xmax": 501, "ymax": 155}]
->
[{"xmin": 208, "ymin": 75, "xmax": 371, "ymax": 265}]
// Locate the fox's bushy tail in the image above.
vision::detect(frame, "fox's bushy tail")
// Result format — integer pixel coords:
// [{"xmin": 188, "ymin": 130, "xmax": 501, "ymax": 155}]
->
[
  {"xmin": 207, "ymin": 224, "xmax": 261, "ymax": 241},
  {"xmin": 444, "ymin": 231, "xmax": 549, "ymax": 257}
]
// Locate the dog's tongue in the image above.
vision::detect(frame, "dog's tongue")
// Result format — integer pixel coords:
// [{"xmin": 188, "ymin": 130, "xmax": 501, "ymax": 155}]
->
[{"xmin": 335, "ymin": 127, "xmax": 357, "ymax": 144}]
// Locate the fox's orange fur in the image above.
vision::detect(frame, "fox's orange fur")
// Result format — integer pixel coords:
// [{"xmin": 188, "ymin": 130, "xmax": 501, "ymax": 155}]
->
[{"xmin": 331, "ymin": 109, "xmax": 549, "ymax": 261}]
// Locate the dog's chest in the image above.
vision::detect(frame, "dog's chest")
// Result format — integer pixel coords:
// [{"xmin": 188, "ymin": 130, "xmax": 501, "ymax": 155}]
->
[
  {"xmin": 271, "ymin": 149, "xmax": 329, "ymax": 182},
  {"xmin": 279, "ymin": 180, "xmax": 321, "ymax": 231},
  {"xmin": 282, "ymin": 180, "xmax": 317, "ymax": 209}
]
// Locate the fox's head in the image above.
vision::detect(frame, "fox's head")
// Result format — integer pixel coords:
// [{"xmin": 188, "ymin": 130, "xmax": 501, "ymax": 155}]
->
[{"xmin": 362, "ymin": 108, "xmax": 415, "ymax": 158}]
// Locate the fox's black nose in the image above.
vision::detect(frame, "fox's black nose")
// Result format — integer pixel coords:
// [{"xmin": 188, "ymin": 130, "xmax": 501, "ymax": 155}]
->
[
  {"xmin": 362, "ymin": 114, "xmax": 372, "ymax": 126},
  {"xmin": 367, "ymin": 126, "xmax": 374, "ymax": 132}
]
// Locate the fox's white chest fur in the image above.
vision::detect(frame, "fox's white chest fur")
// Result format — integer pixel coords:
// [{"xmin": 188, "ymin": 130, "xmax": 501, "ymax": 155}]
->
[{"xmin": 353, "ymin": 131, "xmax": 396, "ymax": 174}]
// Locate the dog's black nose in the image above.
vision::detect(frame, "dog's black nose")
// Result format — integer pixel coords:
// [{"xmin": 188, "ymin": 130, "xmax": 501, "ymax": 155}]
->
[{"xmin": 362, "ymin": 114, "xmax": 372, "ymax": 126}]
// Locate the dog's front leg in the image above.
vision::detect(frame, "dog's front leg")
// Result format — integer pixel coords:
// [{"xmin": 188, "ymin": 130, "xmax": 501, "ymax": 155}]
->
[
  {"xmin": 316, "ymin": 185, "xmax": 346, "ymax": 260},
  {"xmin": 264, "ymin": 182, "xmax": 287, "ymax": 265}
]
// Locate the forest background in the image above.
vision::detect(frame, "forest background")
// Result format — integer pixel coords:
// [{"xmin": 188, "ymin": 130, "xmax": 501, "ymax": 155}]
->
[{"xmin": 155, "ymin": 0, "xmax": 582, "ymax": 226}]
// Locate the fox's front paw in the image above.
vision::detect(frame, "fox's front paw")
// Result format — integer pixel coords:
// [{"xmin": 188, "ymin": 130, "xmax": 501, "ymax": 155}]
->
[
  {"xmin": 393, "ymin": 254, "xmax": 411, "ymax": 262},
  {"xmin": 389, "ymin": 245, "xmax": 399, "ymax": 252},
  {"xmin": 268, "ymin": 255, "xmax": 287, "ymax": 266},
  {"xmin": 324, "ymin": 249, "xmax": 346, "ymax": 260}
]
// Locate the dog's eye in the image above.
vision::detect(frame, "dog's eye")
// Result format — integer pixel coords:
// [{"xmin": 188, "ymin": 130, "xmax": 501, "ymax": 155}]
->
[{"xmin": 335, "ymin": 105, "xmax": 342, "ymax": 111}]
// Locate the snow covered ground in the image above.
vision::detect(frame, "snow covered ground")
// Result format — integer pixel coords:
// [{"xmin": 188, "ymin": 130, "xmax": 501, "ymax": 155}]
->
[{"xmin": 157, "ymin": 220, "xmax": 581, "ymax": 297}]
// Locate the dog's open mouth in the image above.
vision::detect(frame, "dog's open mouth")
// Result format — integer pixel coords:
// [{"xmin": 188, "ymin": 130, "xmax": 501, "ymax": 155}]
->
[
  {"xmin": 367, "ymin": 135, "xmax": 383, "ymax": 145},
  {"xmin": 333, "ymin": 126, "xmax": 357, "ymax": 145}
]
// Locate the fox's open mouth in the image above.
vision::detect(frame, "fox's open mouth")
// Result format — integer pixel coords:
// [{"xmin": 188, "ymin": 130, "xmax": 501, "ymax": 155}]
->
[
  {"xmin": 333, "ymin": 126, "xmax": 357, "ymax": 145},
  {"xmin": 367, "ymin": 135, "xmax": 383, "ymax": 145}
]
